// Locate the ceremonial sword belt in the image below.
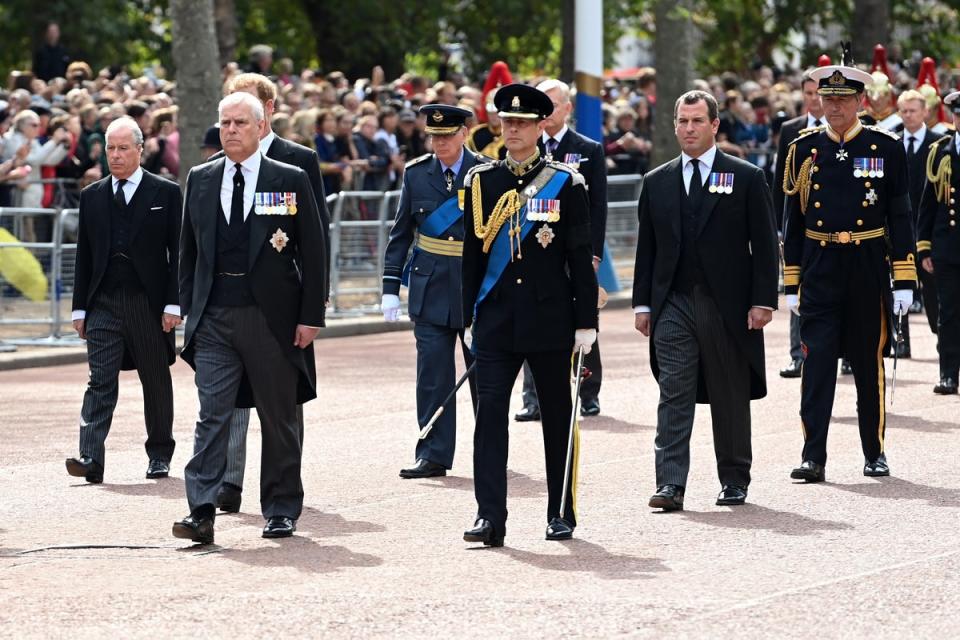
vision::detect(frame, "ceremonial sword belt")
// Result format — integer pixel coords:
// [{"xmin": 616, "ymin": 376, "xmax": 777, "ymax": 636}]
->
[
  {"xmin": 804, "ymin": 227, "xmax": 885, "ymax": 245},
  {"xmin": 416, "ymin": 234, "xmax": 463, "ymax": 257}
]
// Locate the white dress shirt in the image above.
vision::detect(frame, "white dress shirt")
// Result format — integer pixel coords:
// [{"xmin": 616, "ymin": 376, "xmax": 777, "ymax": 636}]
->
[
  {"xmin": 259, "ymin": 131, "xmax": 276, "ymax": 155},
  {"xmin": 220, "ymin": 150, "xmax": 262, "ymax": 225},
  {"xmin": 541, "ymin": 125, "xmax": 569, "ymax": 154},
  {"xmin": 806, "ymin": 113, "xmax": 823, "ymax": 129},
  {"xmin": 903, "ymin": 124, "xmax": 926, "ymax": 154},
  {"xmin": 73, "ymin": 167, "xmax": 180, "ymax": 320}
]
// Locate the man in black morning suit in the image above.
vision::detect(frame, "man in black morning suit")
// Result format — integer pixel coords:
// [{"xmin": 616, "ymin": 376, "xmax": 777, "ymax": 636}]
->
[
  {"xmin": 917, "ymin": 90, "xmax": 960, "ymax": 395},
  {"xmin": 461, "ymin": 84, "xmax": 598, "ymax": 546},
  {"xmin": 381, "ymin": 104, "xmax": 483, "ymax": 479},
  {"xmin": 173, "ymin": 92, "xmax": 326, "ymax": 544},
  {"xmin": 213, "ymin": 73, "xmax": 331, "ymax": 514},
  {"xmin": 515, "ymin": 78, "xmax": 607, "ymax": 421},
  {"xmin": 633, "ymin": 90, "xmax": 779, "ymax": 510},
  {"xmin": 66, "ymin": 117, "xmax": 182, "ymax": 484}
]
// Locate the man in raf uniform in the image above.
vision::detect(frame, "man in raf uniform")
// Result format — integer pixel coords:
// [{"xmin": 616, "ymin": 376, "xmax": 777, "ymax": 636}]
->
[
  {"xmin": 461, "ymin": 84, "xmax": 597, "ymax": 547},
  {"xmin": 381, "ymin": 104, "xmax": 483, "ymax": 478},
  {"xmin": 783, "ymin": 49, "xmax": 916, "ymax": 483},
  {"xmin": 916, "ymin": 91, "xmax": 960, "ymax": 395}
]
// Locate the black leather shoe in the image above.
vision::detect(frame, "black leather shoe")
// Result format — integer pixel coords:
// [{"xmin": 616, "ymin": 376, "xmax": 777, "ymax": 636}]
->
[
  {"xmin": 545, "ymin": 517, "xmax": 574, "ymax": 540},
  {"xmin": 895, "ymin": 341, "xmax": 911, "ymax": 359},
  {"xmin": 65, "ymin": 456, "xmax": 103, "ymax": 484},
  {"xmin": 217, "ymin": 483, "xmax": 242, "ymax": 513},
  {"xmin": 262, "ymin": 516, "xmax": 296, "ymax": 538},
  {"xmin": 399, "ymin": 459, "xmax": 446, "ymax": 479},
  {"xmin": 909, "ymin": 299, "xmax": 923, "ymax": 314},
  {"xmin": 790, "ymin": 460, "xmax": 825, "ymax": 483},
  {"xmin": 514, "ymin": 406, "xmax": 541, "ymax": 422},
  {"xmin": 716, "ymin": 485, "xmax": 748, "ymax": 506},
  {"xmin": 934, "ymin": 377, "xmax": 958, "ymax": 395},
  {"xmin": 779, "ymin": 358, "xmax": 803, "ymax": 378},
  {"xmin": 580, "ymin": 399, "xmax": 600, "ymax": 417},
  {"xmin": 649, "ymin": 484, "xmax": 684, "ymax": 511},
  {"xmin": 840, "ymin": 359, "xmax": 853, "ymax": 375},
  {"xmin": 864, "ymin": 454, "xmax": 890, "ymax": 477},
  {"xmin": 463, "ymin": 518, "xmax": 504, "ymax": 547},
  {"xmin": 172, "ymin": 514, "xmax": 214, "ymax": 544},
  {"xmin": 145, "ymin": 459, "xmax": 170, "ymax": 479}
]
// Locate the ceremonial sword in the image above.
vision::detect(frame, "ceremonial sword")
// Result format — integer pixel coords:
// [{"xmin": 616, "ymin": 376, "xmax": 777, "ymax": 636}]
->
[
  {"xmin": 418, "ymin": 362, "xmax": 477, "ymax": 440},
  {"xmin": 891, "ymin": 308, "xmax": 904, "ymax": 405}
]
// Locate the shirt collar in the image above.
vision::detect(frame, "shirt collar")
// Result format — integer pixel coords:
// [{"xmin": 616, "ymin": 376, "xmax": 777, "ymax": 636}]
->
[
  {"xmin": 680, "ymin": 145, "xmax": 718, "ymax": 173},
  {"xmin": 112, "ymin": 166, "xmax": 143, "ymax": 189},
  {"xmin": 229, "ymin": 150, "xmax": 263, "ymax": 179},
  {"xmin": 259, "ymin": 131, "xmax": 276, "ymax": 154},
  {"xmin": 904, "ymin": 123, "xmax": 926, "ymax": 142},
  {"xmin": 438, "ymin": 148, "xmax": 465, "ymax": 176},
  {"xmin": 541, "ymin": 125, "xmax": 568, "ymax": 145},
  {"xmin": 806, "ymin": 113, "xmax": 823, "ymax": 128},
  {"xmin": 824, "ymin": 120, "xmax": 863, "ymax": 144}
]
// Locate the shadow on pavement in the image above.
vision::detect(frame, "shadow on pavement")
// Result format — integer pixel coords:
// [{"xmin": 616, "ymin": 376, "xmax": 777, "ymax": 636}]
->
[
  {"xmin": 223, "ymin": 537, "xmax": 383, "ymax": 573},
  {"xmin": 579, "ymin": 416, "xmax": 652, "ymax": 433},
  {"xmin": 833, "ymin": 413, "xmax": 960, "ymax": 434},
  {"xmin": 98, "ymin": 476, "xmax": 186, "ymax": 500},
  {"xmin": 416, "ymin": 470, "xmax": 547, "ymax": 498},
  {"xmin": 679, "ymin": 504, "xmax": 852, "ymax": 536},
  {"xmin": 498, "ymin": 539, "xmax": 669, "ymax": 580},
  {"xmin": 830, "ymin": 477, "xmax": 960, "ymax": 508},
  {"xmin": 218, "ymin": 505, "xmax": 386, "ymax": 538}
]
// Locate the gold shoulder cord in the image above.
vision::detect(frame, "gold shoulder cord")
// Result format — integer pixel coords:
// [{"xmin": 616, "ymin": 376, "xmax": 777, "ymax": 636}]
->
[
  {"xmin": 926, "ymin": 139, "xmax": 951, "ymax": 204},
  {"xmin": 782, "ymin": 144, "xmax": 814, "ymax": 214},
  {"xmin": 472, "ymin": 174, "xmax": 523, "ymax": 258}
]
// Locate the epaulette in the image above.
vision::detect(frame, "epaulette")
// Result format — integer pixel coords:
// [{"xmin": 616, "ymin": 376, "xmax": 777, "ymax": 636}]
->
[
  {"xmin": 547, "ymin": 160, "xmax": 586, "ymax": 186},
  {"xmin": 404, "ymin": 153, "xmax": 432, "ymax": 169},
  {"xmin": 472, "ymin": 151, "xmax": 493, "ymax": 164},
  {"xmin": 864, "ymin": 125, "xmax": 900, "ymax": 140},
  {"xmin": 788, "ymin": 126, "xmax": 823, "ymax": 146},
  {"xmin": 464, "ymin": 162, "xmax": 496, "ymax": 188}
]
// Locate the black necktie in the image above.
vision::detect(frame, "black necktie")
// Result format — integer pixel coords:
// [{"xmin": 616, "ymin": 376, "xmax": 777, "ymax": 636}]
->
[
  {"xmin": 443, "ymin": 168, "xmax": 454, "ymax": 192},
  {"xmin": 813, "ymin": 118, "xmax": 822, "ymax": 127},
  {"xmin": 546, "ymin": 138, "xmax": 559, "ymax": 157},
  {"xmin": 688, "ymin": 158, "xmax": 703, "ymax": 203},
  {"xmin": 230, "ymin": 163, "xmax": 245, "ymax": 229},
  {"xmin": 907, "ymin": 136, "xmax": 917, "ymax": 157},
  {"xmin": 114, "ymin": 178, "xmax": 127, "ymax": 209}
]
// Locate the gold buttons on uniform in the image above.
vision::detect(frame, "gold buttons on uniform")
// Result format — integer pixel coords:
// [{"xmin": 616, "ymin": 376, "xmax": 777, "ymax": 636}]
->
[
  {"xmin": 855, "ymin": 240, "xmax": 861, "ymax": 245},
  {"xmin": 952, "ymin": 187, "xmax": 956, "ymax": 194},
  {"xmin": 952, "ymin": 199, "xmax": 956, "ymax": 205},
  {"xmin": 952, "ymin": 221, "xmax": 957, "ymax": 227},
  {"xmin": 517, "ymin": 179, "xmax": 524, "ymax": 185},
  {"xmin": 516, "ymin": 278, "xmax": 522, "ymax": 284},
  {"xmin": 812, "ymin": 166, "xmax": 819, "ymax": 173},
  {"xmin": 865, "ymin": 181, "xmax": 872, "ymax": 188},
  {"xmin": 448, "ymin": 236, "xmax": 455, "ymax": 241},
  {"xmin": 820, "ymin": 240, "xmax": 827, "ymax": 247},
  {"xmin": 857, "ymin": 219, "xmax": 863, "ymax": 226},
  {"xmin": 811, "ymin": 148, "xmax": 817, "ymax": 154},
  {"xmin": 814, "ymin": 201, "xmax": 821, "ymax": 208},
  {"xmin": 813, "ymin": 184, "xmax": 821, "ymax": 190},
  {"xmin": 950, "ymin": 210, "xmax": 955, "ymax": 215},
  {"xmin": 816, "ymin": 220, "xmax": 823, "ymax": 227},
  {"xmin": 862, "ymin": 201, "xmax": 869, "ymax": 207},
  {"xmin": 871, "ymin": 144, "xmax": 877, "ymax": 150}
]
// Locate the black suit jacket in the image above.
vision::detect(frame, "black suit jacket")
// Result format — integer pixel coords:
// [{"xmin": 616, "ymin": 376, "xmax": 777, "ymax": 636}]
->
[
  {"xmin": 905, "ymin": 128, "xmax": 942, "ymax": 220},
  {"xmin": 539, "ymin": 128, "xmax": 607, "ymax": 257},
  {"xmin": 632, "ymin": 149, "xmax": 779, "ymax": 401},
  {"xmin": 211, "ymin": 134, "xmax": 331, "ymax": 312},
  {"xmin": 179, "ymin": 155, "xmax": 327, "ymax": 406},
  {"xmin": 773, "ymin": 115, "xmax": 809, "ymax": 231},
  {"xmin": 72, "ymin": 170, "xmax": 182, "ymax": 368}
]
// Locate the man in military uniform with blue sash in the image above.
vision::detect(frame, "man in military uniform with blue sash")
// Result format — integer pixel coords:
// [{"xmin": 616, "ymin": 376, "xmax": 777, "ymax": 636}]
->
[
  {"xmin": 382, "ymin": 104, "xmax": 484, "ymax": 479},
  {"xmin": 461, "ymin": 84, "xmax": 598, "ymax": 547},
  {"xmin": 782, "ymin": 47, "xmax": 917, "ymax": 483}
]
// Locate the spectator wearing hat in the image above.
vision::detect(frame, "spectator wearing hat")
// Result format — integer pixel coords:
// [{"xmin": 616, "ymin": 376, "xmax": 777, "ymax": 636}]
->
[{"xmin": 199, "ymin": 124, "xmax": 222, "ymax": 161}]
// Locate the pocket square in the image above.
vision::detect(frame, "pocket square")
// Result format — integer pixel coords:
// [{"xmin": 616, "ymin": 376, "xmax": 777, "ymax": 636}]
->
[{"xmin": 150, "ymin": 206, "xmax": 163, "ymax": 211}]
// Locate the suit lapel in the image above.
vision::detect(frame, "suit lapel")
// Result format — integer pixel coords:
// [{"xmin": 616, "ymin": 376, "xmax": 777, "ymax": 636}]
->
[
  {"xmin": 663, "ymin": 157, "xmax": 683, "ymax": 242},
  {"xmin": 128, "ymin": 172, "xmax": 159, "ymax": 243},
  {"xmin": 249, "ymin": 158, "xmax": 282, "ymax": 269},
  {"xmin": 266, "ymin": 135, "xmax": 291, "ymax": 163},
  {"xmin": 198, "ymin": 159, "xmax": 224, "ymax": 263},
  {"xmin": 426, "ymin": 156, "xmax": 452, "ymax": 196},
  {"xmin": 695, "ymin": 151, "xmax": 726, "ymax": 237}
]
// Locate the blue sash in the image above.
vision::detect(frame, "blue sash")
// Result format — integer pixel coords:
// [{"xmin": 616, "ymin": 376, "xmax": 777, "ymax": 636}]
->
[
  {"xmin": 474, "ymin": 170, "xmax": 569, "ymax": 316},
  {"xmin": 402, "ymin": 194, "xmax": 462, "ymax": 286}
]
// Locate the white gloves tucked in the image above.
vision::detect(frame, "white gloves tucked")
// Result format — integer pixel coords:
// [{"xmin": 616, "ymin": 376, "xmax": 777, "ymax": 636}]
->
[
  {"xmin": 463, "ymin": 326, "xmax": 473, "ymax": 350},
  {"xmin": 381, "ymin": 294, "xmax": 401, "ymax": 322},
  {"xmin": 892, "ymin": 289, "xmax": 913, "ymax": 316},
  {"xmin": 574, "ymin": 328, "xmax": 597, "ymax": 355},
  {"xmin": 786, "ymin": 294, "xmax": 799, "ymax": 316}
]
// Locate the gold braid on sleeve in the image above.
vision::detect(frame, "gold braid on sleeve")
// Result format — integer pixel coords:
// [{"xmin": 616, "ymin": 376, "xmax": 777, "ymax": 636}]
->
[
  {"xmin": 472, "ymin": 174, "xmax": 523, "ymax": 255},
  {"xmin": 926, "ymin": 140, "xmax": 951, "ymax": 204},
  {"xmin": 782, "ymin": 144, "xmax": 814, "ymax": 215}
]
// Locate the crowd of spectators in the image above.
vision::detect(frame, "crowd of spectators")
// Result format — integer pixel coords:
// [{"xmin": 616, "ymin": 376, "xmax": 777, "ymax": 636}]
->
[{"xmin": 2, "ymin": 22, "xmax": 958, "ymax": 242}]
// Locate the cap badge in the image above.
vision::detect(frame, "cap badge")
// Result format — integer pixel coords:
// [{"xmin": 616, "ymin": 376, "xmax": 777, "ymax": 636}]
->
[
  {"xmin": 829, "ymin": 70, "xmax": 845, "ymax": 86},
  {"xmin": 431, "ymin": 110, "xmax": 444, "ymax": 122},
  {"xmin": 511, "ymin": 95, "xmax": 520, "ymax": 108}
]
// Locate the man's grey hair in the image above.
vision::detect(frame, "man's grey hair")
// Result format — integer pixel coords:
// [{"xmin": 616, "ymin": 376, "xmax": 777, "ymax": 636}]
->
[
  {"xmin": 105, "ymin": 116, "xmax": 144, "ymax": 145},
  {"xmin": 536, "ymin": 78, "xmax": 571, "ymax": 102},
  {"xmin": 674, "ymin": 90, "xmax": 719, "ymax": 122},
  {"xmin": 218, "ymin": 91, "xmax": 265, "ymax": 123}
]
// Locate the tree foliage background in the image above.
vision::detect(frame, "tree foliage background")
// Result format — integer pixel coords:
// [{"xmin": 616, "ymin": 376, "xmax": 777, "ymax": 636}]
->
[{"xmin": 0, "ymin": 0, "xmax": 958, "ymax": 83}]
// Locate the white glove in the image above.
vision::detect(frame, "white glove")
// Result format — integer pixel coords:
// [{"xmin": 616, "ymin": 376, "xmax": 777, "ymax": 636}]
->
[
  {"xmin": 786, "ymin": 294, "xmax": 800, "ymax": 316},
  {"xmin": 463, "ymin": 326, "xmax": 473, "ymax": 350},
  {"xmin": 381, "ymin": 294, "xmax": 401, "ymax": 322},
  {"xmin": 892, "ymin": 289, "xmax": 913, "ymax": 316},
  {"xmin": 574, "ymin": 328, "xmax": 597, "ymax": 355}
]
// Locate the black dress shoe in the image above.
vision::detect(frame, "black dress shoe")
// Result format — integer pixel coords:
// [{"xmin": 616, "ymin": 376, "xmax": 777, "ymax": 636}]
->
[
  {"xmin": 514, "ymin": 406, "xmax": 541, "ymax": 422},
  {"xmin": 649, "ymin": 484, "xmax": 684, "ymax": 511},
  {"xmin": 172, "ymin": 514, "xmax": 214, "ymax": 544},
  {"xmin": 463, "ymin": 518, "xmax": 504, "ymax": 547},
  {"xmin": 895, "ymin": 341, "xmax": 911, "ymax": 359},
  {"xmin": 716, "ymin": 485, "xmax": 748, "ymax": 506},
  {"xmin": 779, "ymin": 358, "xmax": 803, "ymax": 378},
  {"xmin": 217, "ymin": 483, "xmax": 242, "ymax": 513},
  {"xmin": 145, "ymin": 459, "xmax": 170, "ymax": 479},
  {"xmin": 545, "ymin": 517, "xmax": 574, "ymax": 540},
  {"xmin": 934, "ymin": 377, "xmax": 958, "ymax": 395},
  {"xmin": 909, "ymin": 299, "xmax": 923, "ymax": 314},
  {"xmin": 579, "ymin": 399, "xmax": 600, "ymax": 417},
  {"xmin": 790, "ymin": 460, "xmax": 826, "ymax": 483},
  {"xmin": 263, "ymin": 516, "xmax": 296, "ymax": 538},
  {"xmin": 863, "ymin": 453, "xmax": 890, "ymax": 477},
  {"xmin": 840, "ymin": 359, "xmax": 853, "ymax": 375},
  {"xmin": 65, "ymin": 456, "xmax": 103, "ymax": 484},
  {"xmin": 399, "ymin": 459, "xmax": 446, "ymax": 479}
]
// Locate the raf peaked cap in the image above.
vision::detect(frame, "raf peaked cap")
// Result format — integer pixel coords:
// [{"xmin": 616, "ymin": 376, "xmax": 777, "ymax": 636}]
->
[
  {"xmin": 421, "ymin": 104, "xmax": 472, "ymax": 135},
  {"xmin": 494, "ymin": 84, "xmax": 553, "ymax": 120}
]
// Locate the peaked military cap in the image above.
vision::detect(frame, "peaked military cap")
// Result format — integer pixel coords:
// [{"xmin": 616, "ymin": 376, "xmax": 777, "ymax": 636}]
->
[
  {"xmin": 810, "ymin": 41, "xmax": 873, "ymax": 96},
  {"xmin": 493, "ymin": 83, "xmax": 553, "ymax": 120},
  {"xmin": 421, "ymin": 104, "xmax": 472, "ymax": 135},
  {"xmin": 944, "ymin": 91, "xmax": 960, "ymax": 114}
]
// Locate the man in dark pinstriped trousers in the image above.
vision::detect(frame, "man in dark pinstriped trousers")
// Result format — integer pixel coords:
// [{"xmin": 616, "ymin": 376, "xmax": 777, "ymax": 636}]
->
[
  {"xmin": 633, "ymin": 90, "xmax": 779, "ymax": 511},
  {"xmin": 66, "ymin": 116, "xmax": 182, "ymax": 484}
]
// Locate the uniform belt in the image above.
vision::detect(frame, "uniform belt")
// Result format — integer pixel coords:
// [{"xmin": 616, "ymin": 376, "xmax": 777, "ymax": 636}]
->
[
  {"xmin": 805, "ymin": 228, "xmax": 885, "ymax": 245},
  {"xmin": 417, "ymin": 235, "xmax": 463, "ymax": 257}
]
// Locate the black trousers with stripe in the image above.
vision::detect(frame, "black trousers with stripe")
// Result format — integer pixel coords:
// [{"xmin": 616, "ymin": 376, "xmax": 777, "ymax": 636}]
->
[
  {"xmin": 79, "ymin": 284, "xmax": 174, "ymax": 467},
  {"xmin": 799, "ymin": 248, "xmax": 888, "ymax": 465}
]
